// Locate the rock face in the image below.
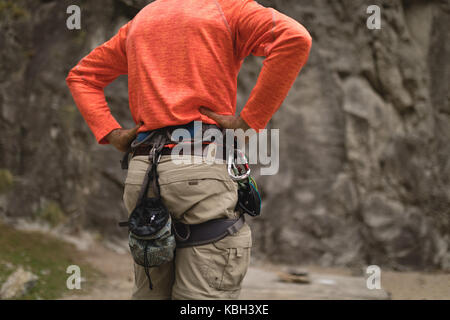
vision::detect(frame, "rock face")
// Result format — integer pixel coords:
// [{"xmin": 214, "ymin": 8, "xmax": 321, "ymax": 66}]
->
[
  {"xmin": 0, "ymin": 267, "xmax": 38, "ymax": 299},
  {"xmin": 0, "ymin": 0, "xmax": 448, "ymax": 270}
]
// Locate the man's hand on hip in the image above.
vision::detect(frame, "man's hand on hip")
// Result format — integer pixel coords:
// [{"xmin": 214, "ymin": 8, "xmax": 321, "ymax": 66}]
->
[
  {"xmin": 199, "ymin": 107, "xmax": 251, "ymax": 131},
  {"xmin": 106, "ymin": 123, "xmax": 142, "ymax": 152}
]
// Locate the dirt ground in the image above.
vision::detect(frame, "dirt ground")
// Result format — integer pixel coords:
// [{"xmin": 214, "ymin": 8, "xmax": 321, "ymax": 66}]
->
[
  {"xmin": 282, "ymin": 265, "xmax": 450, "ymax": 300},
  {"xmin": 66, "ymin": 241, "xmax": 450, "ymax": 300}
]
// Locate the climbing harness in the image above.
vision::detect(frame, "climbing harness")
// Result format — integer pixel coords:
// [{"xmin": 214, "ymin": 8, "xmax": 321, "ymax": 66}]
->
[{"xmin": 119, "ymin": 124, "xmax": 260, "ymax": 288}]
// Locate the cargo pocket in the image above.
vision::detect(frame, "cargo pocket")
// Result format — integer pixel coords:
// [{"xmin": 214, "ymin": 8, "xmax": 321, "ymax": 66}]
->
[{"xmin": 202, "ymin": 224, "xmax": 252, "ymax": 291}]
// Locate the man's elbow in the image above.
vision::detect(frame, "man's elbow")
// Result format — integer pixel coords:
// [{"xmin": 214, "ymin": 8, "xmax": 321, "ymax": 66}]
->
[
  {"xmin": 285, "ymin": 29, "xmax": 312, "ymax": 69},
  {"xmin": 292, "ymin": 24, "xmax": 312, "ymax": 55},
  {"xmin": 65, "ymin": 65, "xmax": 89, "ymax": 92},
  {"xmin": 65, "ymin": 66, "xmax": 77, "ymax": 89},
  {"xmin": 301, "ymin": 32, "xmax": 312, "ymax": 52}
]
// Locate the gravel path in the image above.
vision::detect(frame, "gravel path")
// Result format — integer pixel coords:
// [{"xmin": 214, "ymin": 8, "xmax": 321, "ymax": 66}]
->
[{"xmin": 66, "ymin": 242, "xmax": 402, "ymax": 300}]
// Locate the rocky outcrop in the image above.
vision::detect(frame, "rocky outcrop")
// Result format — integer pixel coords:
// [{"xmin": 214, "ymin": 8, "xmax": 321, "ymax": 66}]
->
[
  {"xmin": 0, "ymin": 0, "xmax": 448, "ymax": 270},
  {"xmin": 0, "ymin": 267, "xmax": 38, "ymax": 299},
  {"xmin": 249, "ymin": 0, "xmax": 450, "ymax": 270}
]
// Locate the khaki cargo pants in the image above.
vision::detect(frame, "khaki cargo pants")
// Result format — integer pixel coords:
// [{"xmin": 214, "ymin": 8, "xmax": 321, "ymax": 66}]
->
[{"xmin": 123, "ymin": 154, "xmax": 252, "ymax": 300}]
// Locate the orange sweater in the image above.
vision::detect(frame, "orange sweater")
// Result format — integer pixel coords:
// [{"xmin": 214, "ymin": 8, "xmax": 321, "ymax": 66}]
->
[{"xmin": 66, "ymin": 0, "xmax": 312, "ymax": 144}]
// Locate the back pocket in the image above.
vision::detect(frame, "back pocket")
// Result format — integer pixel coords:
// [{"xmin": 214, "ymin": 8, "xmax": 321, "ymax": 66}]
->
[{"xmin": 157, "ymin": 156, "xmax": 239, "ymax": 224}]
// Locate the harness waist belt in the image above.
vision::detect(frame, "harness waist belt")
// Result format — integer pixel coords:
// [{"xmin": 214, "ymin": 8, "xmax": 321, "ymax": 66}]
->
[
  {"xmin": 132, "ymin": 143, "xmax": 227, "ymax": 160},
  {"xmin": 121, "ymin": 123, "xmax": 225, "ymax": 170},
  {"xmin": 173, "ymin": 215, "xmax": 245, "ymax": 248}
]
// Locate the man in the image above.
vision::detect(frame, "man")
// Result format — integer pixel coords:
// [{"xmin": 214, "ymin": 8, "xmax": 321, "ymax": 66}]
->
[{"xmin": 66, "ymin": 0, "xmax": 311, "ymax": 300}]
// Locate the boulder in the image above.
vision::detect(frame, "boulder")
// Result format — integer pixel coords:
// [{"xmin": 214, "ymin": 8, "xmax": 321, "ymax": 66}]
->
[{"xmin": 0, "ymin": 267, "xmax": 39, "ymax": 299}]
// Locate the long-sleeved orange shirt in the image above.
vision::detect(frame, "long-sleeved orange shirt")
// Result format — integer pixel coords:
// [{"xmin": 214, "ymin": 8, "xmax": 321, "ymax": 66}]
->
[{"xmin": 66, "ymin": 0, "xmax": 312, "ymax": 144}]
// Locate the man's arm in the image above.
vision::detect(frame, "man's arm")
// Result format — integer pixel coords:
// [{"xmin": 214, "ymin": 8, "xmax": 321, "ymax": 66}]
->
[
  {"xmin": 236, "ymin": 0, "xmax": 312, "ymax": 131},
  {"xmin": 202, "ymin": 0, "xmax": 312, "ymax": 131},
  {"xmin": 66, "ymin": 22, "xmax": 131, "ymax": 145}
]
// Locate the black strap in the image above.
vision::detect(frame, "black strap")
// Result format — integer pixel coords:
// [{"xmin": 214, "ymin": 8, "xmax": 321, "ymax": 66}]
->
[
  {"xmin": 118, "ymin": 221, "xmax": 129, "ymax": 227},
  {"xmin": 118, "ymin": 131, "xmax": 168, "ymax": 227},
  {"xmin": 121, "ymin": 151, "xmax": 131, "ymax": 170},
  {"xmin": 173, "ymin": 215, "xmax": 246, "ymax": 248},
  {"xmin": 135, "ymin": 133, "xmax": 166, "ymax": 205}
]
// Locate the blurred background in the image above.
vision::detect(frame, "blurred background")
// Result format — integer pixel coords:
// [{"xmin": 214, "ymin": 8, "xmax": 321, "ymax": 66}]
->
[{"xmin": 0, "ymin": 0, "xmax": 449, "ymax": 299}]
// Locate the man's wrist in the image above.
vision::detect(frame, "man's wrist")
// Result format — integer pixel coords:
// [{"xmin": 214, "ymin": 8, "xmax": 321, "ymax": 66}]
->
[
  {"xmin": 236, "ymin": 115, "xmax": 251, "ymax": 131},
  {"xmin": 105, "ymin": 128, "xmax": 122, "ymax": 143}
]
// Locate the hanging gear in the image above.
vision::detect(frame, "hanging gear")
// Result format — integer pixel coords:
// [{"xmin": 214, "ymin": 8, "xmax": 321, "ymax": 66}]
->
[
  {"xmin": 118, "ymin": 130, "xmax": 176, "ymax": 290},
  {"xmin": 236, "ymin": 175, "xmax": 261, "ymax": 217},
  {"xmin": 228, "ymin": 148, "xmax": 262, "ymax": 217}
]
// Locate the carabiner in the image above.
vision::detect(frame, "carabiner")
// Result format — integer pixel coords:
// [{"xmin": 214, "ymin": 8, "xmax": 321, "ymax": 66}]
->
[{"xmin": 227, "ymin": 149, "xmax": 251, "ymax": 181}]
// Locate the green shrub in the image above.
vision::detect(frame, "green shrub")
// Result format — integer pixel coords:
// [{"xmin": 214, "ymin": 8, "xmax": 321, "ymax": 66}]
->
[
  {"xmin": 0, "ymin": 169, "xmax": 14, "ymax": 194},
  {"xmin": 34, "ymin": 201, "xmax": 66, "ymax": 227}
]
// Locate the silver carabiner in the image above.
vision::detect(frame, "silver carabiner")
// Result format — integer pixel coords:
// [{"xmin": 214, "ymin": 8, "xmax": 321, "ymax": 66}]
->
[
  {"xmin": 227, "ymin": 149, "xmax": 250, "ymax": 181},
  {"xmin": 149, "ymin": 146, "xmax": 162, "ymax": 164}
]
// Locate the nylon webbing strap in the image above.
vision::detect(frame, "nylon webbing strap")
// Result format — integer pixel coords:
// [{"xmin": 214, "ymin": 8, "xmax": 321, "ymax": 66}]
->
[{"xmin": 173, "ymin": 215, "xmax": 246, "ymax": 248}]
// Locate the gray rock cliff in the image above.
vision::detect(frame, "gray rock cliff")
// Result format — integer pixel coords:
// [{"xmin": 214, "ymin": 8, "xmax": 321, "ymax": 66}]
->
[{"xmin": 0, "ymin": 0, "xmax": 448, "ymax": 270}]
